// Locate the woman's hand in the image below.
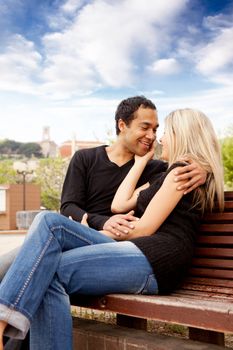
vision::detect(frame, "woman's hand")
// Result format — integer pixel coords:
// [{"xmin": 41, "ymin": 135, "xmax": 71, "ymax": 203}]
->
[
  {"xmin": 134, "ymin": 143, "xmax": 155, "ymax": 164},
  {"xmin": 81, "ymin": 213, "xmax": 89, "ymax": 226},
  {"xmin": 100, "ymin": 229, "xmax": 125, "ymax": 240}
]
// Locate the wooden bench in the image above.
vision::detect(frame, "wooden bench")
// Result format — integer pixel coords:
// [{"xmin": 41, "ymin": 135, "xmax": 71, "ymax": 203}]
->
[{"xmin": 71, "ymin": 191, "xmax": 233, "ymax": 347}]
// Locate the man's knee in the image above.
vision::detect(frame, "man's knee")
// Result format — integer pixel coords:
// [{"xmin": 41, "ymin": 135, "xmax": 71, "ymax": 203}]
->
[{"xmin": 0, "ymin": 246, "xmax": 21, "ymax": 281}]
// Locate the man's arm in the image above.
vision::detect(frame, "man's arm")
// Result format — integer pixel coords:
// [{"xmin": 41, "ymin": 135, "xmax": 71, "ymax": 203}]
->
[
  {"xmin": 60, "ymin": 151, "xmax": 138, "ymax": 232},
  {"xmin": 173, "ymin": 158, "xmax": 207, "ymax": 194},
  {"xmin": 60, "ymin": 151, "xmax": 88, "ymax": 221},
  {"xmin": 60, "ymin": 152, "xmax": 110, "ymax": 229}
]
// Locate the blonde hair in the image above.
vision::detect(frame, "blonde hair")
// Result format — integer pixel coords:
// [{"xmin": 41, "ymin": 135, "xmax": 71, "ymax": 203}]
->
[{"xmin": 164, "ymin": 108, "xmax": 224, "ymax": 212}]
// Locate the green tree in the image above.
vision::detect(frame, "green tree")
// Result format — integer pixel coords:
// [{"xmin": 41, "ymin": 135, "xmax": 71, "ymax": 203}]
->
[
  {"xmin": 221, "ymin": 134, "xmax": 233, "ymax": 190},
  {"xmin": 0, "ymin": 139, "xmax": 21, "ymax": 155},
  {"xmin": 35, "ymin": 157, "xmax": 69, "ymax": 210},
  {"xmin": 0, "ymin": 139, "xmax": 43, "ymax": 158},
  {"xmin": 0, "ymin": 160, "xmax": 18, "ymax": 184},
  {"xmin": 19, "ymin": 143, "xmax": 43, "ymax": 158}
]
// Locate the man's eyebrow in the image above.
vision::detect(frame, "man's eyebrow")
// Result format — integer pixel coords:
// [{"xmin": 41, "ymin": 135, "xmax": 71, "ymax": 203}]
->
[
  {"xmin": 139, "ymin": 121, "xmax": 159, "ymax": 130},
  {"xmin": 139, "ymin": 121, "xmax": 153, "ymax": 126}
]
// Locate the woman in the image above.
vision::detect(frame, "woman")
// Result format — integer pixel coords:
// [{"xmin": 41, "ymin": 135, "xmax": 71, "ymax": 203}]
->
[{"xmin": 0, "ymin": 108, "xmax": 224, "ymax": 350}]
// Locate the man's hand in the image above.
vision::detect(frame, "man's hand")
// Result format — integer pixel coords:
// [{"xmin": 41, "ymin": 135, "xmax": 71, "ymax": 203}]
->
[
  {"xmin": 174, "ymin": 158, "xmax": 207, "ymax": 194},
  {"xmin": 103, "ymin": 210, "xmax": 139, "ymax": 238}
]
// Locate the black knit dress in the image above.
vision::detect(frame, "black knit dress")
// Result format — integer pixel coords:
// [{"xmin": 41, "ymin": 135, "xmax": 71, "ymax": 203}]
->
[{"xmin": 131, "ymin": 163, "xmax": 201, "ymax": 294}]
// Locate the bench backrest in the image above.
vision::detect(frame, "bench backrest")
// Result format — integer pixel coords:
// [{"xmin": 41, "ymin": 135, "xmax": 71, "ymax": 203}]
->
[{"xmin": 181, "ymin": 191, "xmax": 233, "ymax": 298}]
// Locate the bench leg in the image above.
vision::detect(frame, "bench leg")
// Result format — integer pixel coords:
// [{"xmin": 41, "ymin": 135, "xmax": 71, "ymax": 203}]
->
[
  {"xmin": 189, "ymin": 327, "xmax": 225, "ymax": 346},
  {"xmin": 116, "ymin": 314, "xmax": 147, "ymax": 330}
]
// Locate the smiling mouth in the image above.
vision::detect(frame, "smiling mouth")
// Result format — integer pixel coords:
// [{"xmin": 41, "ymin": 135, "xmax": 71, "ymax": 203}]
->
[{"xmin": 139, "ymin": 141, "xmax": 151, "ymax": 149}]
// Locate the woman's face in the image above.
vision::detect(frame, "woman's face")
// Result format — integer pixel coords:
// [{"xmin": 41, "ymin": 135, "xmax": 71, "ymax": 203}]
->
[{"xmin": 160, "ymin": 131, "xmax": 169, "ymax": 161}]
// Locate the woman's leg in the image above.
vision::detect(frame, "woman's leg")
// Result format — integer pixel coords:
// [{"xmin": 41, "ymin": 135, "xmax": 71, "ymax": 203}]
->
[
  {"xmin": 0, "ymin": 211, "xmax": 114, "ymax": 340},
  {"xmin": 58, "ymin": 240, "xmax": 158, "ymax": 296},
  {"xmin": 29, "ymin": 241, "xmax": 158, "ymax": 350}
]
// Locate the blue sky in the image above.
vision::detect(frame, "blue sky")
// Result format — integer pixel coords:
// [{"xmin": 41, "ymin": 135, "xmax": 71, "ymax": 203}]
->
[{"xmin": 0, "ymin": 0, "xmax": 233, "ymax": 145}]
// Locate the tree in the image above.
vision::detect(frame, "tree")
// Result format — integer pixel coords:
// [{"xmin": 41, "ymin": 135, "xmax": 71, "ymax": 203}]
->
[
  {"xmin": 0, "ymin": 139, "xmax": 21, "ymax": 155},
  {"xmin": 0, "ymin": 160, "xmax": 18, "ymax": 184},
  {"xmin": 34, "ymin": 157, "xmax": 69, "ymax": 210},
  {"xmin": 19, "ymin": 143, "xmax": 43, "ymax": 158},
  {"xmin": 0, "ymin": 139, "xmax": 43, "ymax": 158},
  {"xmin": 221, "ymin": 133, "xmax": 233, "ymax": 190}
]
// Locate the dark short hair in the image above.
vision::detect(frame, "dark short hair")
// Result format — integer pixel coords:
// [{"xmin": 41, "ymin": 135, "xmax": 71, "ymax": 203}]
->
[{"xmin": 115, "ymin": 96, "xmax": 156, "ymax": 135}]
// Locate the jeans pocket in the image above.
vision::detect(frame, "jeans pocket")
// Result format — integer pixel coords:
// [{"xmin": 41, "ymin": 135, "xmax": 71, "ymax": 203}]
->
[{"xmin": 140, "ymin": 274, "xmax": 158, "ymax": 295}]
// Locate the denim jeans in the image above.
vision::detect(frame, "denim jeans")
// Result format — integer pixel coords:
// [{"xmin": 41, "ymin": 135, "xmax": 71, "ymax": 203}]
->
[
  {"xmin": 0, "ymin": 247, "xmax": 21, "ymax": 281},
  {"xmin": 0, "ymin": 211, "xmax": 158, "ymax": 350}
]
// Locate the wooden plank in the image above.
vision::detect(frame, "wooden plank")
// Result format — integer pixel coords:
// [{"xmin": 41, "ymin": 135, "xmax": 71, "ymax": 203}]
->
[
  {"xmin": 197, "ymin": 236, "xmax": 233, "ymax": 245},
  {"xmin": 195, "ymin": 247, "xmax": 233, "ymax": 258},
  {"xmin": 71, "ymin": 294, "xmax": 233, "ymax": 333},
  {"xmin": 200, "ymin": 224, "xmax": 233, "ymax": 232},
  {"xmin": 173, "ymin": 291, "xmax": 233, "ymax": 301},
  {"xmin": 224, "ymin": 191, "xmax": 233, "ymax": 200},
  {"xmin": 192, "ymin": 258, "xmax": 233, "ymax": 269},
  {"xmin": 190, "ymin": 268, "xmax": 233, "ymax": 279},
  {"xmin": 202, "ymin": 212, "xmax": 233, "ymax": 223},
  {"xmin": 177, "ymin": 284, "xmax": 233, "ymax": 297},
  {"xmin": 184, "ymin": 277, "xmax": 233, "ymax": 288},
  {"xmin": 224, "ymin": 201, "xmax": 233, "ymax": 210}
]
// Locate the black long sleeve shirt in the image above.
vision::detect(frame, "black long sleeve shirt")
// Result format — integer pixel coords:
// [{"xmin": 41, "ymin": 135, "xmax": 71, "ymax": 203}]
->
[{"xmin": 60, "ymin": 145, "xmax": 167, "ymax": 230}]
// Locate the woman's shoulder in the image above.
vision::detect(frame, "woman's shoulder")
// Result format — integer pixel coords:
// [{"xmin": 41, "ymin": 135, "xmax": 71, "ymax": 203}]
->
[{"xmin": 167, "ymin": 161, "xmax": 189, "ymax": 173}]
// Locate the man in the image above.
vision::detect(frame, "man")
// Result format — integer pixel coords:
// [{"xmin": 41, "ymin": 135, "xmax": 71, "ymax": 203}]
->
[{"xmin": 60, "ymin": 96, "xmax": 206, "ymax": 236}]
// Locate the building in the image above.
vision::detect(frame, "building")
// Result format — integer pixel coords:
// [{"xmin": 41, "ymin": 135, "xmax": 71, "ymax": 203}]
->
[
  {"xmin": 0, "ymin": 184, "xmax": 41, "ymax": 230},
  {"xmin": 59, "ymin": 140, "xmax": 105, "ymax": 158},
  {"xmin": 39, "ymin": 126, "xmax": 58, "ymax": 158}
]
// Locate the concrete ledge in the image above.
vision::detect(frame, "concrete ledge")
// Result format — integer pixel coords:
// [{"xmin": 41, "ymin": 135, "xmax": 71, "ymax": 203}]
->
[
  {"xmin": 0, "ymin": 229, "xmax": 27, "ymax": 235},
  {"xmin": 73, "ymin": 317, "xmax": 228, "ymax": 350}
]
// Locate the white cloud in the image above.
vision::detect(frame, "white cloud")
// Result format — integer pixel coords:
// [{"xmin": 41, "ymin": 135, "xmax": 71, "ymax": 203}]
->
[
  {"xmin": 40, "ymin": 0, "xmax": 188, "ymax": 96},
  {"xmin": 154, "ymin": 86, "xmax": 233, "ymax": 139},
  {"xmin": 0, "ymin": 34, "xmax": 41, "ymax": 94},
  {"xmin": 0, "ymin": 0, "xmax": 190, "ymax": 99},
  {"xmin": 150, "ymin": 58, "xmax": 181, "ymax": 75},
  {"xmin": 196, "ymin": 28, "xmax": 233, "ymax": 76},
  {"xmin": 61, "ymin": 0, "xmax": 87, "ymax": 14},
  {"xmin": 203, "ymin": 13, "xmax": 233, "ymax": 30}
]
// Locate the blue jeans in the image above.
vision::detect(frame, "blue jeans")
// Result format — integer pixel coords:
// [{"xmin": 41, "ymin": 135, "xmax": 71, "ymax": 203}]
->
[{"xmin": 0, "ymin": 211, "xmax": 158, "ymax": 350}]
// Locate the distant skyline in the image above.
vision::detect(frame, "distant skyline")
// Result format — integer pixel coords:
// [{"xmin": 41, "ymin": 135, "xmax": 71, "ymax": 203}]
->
[{"xmin": 0, "ymin": 0, "xmax": 233, "ymax": 145}]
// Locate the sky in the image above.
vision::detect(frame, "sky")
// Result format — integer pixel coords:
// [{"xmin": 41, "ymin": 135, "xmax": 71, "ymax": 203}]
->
[{"xmin": 0, "ymin": 0, "xmax": 233, "ymax": 145}]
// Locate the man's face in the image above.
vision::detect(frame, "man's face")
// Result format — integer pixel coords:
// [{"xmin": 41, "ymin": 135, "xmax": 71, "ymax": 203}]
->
[{"xmin": 119, "ymin": 107, "xmax": 159, "ymax": 156}]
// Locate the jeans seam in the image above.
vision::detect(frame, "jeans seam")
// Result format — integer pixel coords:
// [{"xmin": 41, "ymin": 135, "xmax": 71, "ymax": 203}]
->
[
  {"xmin": 138, "ymin": 274, "xmax": 157, "ymax": 295},
  {"xmin": 13, "ymin": 234, "xmax": 54, "ymax": 307},
  {"xmin": 51, "ymin": 225, "xmax": 94, "ymax": 245}
]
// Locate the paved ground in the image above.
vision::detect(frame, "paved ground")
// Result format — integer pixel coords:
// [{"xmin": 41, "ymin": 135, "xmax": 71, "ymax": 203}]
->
[{"xmin": 0, "ymin": 233, "xmax": 26, "ymax": 255}]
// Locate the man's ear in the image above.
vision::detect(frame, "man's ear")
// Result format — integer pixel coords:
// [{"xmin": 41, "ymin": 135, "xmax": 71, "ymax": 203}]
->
[{"xmin": 118, "ymin": 119, "xmax": 126, "ymax": 133}]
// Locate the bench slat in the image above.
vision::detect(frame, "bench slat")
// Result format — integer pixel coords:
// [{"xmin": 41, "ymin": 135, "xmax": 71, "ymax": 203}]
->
[
  {"xmin": 192, "ymin": 258, "xmax": 233, "ymax": 269},
  {"xmin": 200, "ymin": 224, "xmax": 233, "ymax": 232},
  {"xmin": 178, "ymin": 284, "xmax": 233, "ymax": 297},
  {"xmin": 195, "ymin": 247, "xmax": 233, "ymax": 258},
  {"xmin": 72, "ymin": 293, "xmax": 233, "ymax": 333},
  {"xmin": 202, "ymin": 212, "xmax": 233, "ymax": 223},
  {"xmin": 183, "ymin": 277, "xmax": 233, "ymax": 288},
  {"xmin": 224, "ymin": 201, "xmax": 233, "ymax": 210},
  {"xmin": 190, "ymin": 267, "xmax": 233, "ymax": 279},
  {"xmin": 197, "ymin": 236, "xmax": 233, "ymax": 245}
]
